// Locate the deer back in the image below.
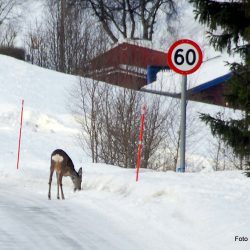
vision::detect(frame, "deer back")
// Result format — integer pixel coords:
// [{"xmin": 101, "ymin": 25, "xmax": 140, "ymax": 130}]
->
[{"xmin": 51, "ymin": 149, "xmax": 76, "ymax": 177}]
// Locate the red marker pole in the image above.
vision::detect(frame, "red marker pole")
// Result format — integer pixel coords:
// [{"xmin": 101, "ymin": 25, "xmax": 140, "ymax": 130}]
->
[
  {"xmin": 17, "ymin": 99, "xmax": 24, "ymax": 169},
  {"xmin": 136, "ymin": 104, "xmax": 146, "ymax": 182}
]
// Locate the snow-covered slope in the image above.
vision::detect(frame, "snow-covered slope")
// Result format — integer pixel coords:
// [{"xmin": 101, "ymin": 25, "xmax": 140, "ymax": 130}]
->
[
  {"xmin": 0, "ymin": 55, "xmax": 250, "ymax": 250},
  {"xmin": 1, "ymin": 164, "xmax": 250, "ymax": 250},
  {"xmin": 0, "ymin": 1, "xmax": 249, "ymax": 249},
  {"xmin": 0, "ymin": 55, "xmax": 85, "ymax": 177}
]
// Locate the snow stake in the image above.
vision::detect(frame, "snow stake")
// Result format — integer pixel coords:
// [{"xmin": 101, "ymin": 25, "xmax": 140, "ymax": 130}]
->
[
  {"xmin": 136, "ymin": 104, "xmax": 146, "ymax": 182},
  {"xmin": 17, "ymin": 99, "xmax": 24, "ymax": 169}
]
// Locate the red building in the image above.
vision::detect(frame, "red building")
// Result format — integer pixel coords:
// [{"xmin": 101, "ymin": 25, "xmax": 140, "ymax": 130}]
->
[
  {"xmin": 82, "ymin": 42, "xmax": 231, "ymax": 107},
  {"xmin": 82, "ymin": 42, "xmax": 167, "ymax": 90}
]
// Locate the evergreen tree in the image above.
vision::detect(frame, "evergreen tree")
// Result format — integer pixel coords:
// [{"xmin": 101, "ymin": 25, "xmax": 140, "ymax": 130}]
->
[{"xmin": 189, "ymin": 0, "xmax": 250, "ymax": 169}]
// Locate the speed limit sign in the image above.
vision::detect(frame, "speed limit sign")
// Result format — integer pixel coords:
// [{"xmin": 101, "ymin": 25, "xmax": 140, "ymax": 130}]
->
[{"xmin": 167, "ymin": 39, "xmax": 203, "ymax": 75}]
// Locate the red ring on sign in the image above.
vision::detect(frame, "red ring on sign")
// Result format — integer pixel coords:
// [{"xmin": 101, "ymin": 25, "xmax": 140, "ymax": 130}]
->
[{"xmin": 167, "ymin": 39, "xmax": 203, "ymax": 75}]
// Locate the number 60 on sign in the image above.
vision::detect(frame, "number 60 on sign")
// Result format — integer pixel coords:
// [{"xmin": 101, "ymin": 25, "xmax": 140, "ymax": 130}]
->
[{"xmin": 167, "ymin": 39, "xmax": 203, "ymax": 75}]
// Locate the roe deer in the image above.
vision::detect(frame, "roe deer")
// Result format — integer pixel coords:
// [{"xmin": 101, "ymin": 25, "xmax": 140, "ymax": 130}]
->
[{"xmin": 48, "ymin": 149, "xmax": 82, "ymax": 200}]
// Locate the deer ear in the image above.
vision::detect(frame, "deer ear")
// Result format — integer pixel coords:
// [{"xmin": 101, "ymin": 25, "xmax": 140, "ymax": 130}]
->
[{"xmin": 78, "ymin": 167, "xmax": 82, "ymax": 177}]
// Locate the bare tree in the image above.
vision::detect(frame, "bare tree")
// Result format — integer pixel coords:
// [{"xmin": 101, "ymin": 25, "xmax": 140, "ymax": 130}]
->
[
  {"xmin": 0, "ymin": 0, "xmax": 22, "ymax": 47},
  {"xmin": 59, "ymin": 0, "xmax": 66, "ymax": 72},
  {"xmin": 84, "ymin": 0, "xmax": 177, "ymax": 43},
  {"xmin": 71, "ymin": 76, "xmax": 184, "ymax": 170},
  {"xmin": 25, "ymin": 22, "xmax": 49, "ymax": 66},
  {"xmin": 25, "ymin": 0, "xmax": 108, "ymax": 73},
  {"xmin": 70, "ymin": 77, "xmax": 105, "ymax": 163},
  {"xmin": 142, "ymin": 95, "xmax": 170, "ymax": 169},
  {"xmin": 100, "ymin": 88, "xmax": 141, "ymax": 167},
  {"xmin": 154, "ymin": 98, "xmax": 180, "ymax": 171},
  {"xmin": 140, "ymin": 0, "xmax": 177, "ymax": 40},
  {"xmin": 0, "ymin": 0, "xmax": 16, "ymax": 25},
  {"xmin": 208, "ymin": 110, "xmax": 244, "ymax": 171},
  {"xmin": 0, "ymin": 22, "xmax": 16, "ymax": 46}
]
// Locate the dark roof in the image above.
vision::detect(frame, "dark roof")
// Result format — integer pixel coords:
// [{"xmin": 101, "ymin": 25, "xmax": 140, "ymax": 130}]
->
[
  {"xmin": 147, "ymin": 65, "xmax": 169, "ymax": 84},
  {"xmin": 188, "ymin": 73, "xmax": 232, "ymax": 107},
  {"xmin": 189, "ymin": 73, "xmax": 232, "ymax": 94}
]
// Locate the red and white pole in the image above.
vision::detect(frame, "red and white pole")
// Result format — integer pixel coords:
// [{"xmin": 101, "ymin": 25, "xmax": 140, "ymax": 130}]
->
[
  {"xmin": 136, "ymin": 104, "xmax": 146, "ymax": 182},
  {"xmin": 17, "ymin": 99, "xmax": 24, "ymax": 169}
]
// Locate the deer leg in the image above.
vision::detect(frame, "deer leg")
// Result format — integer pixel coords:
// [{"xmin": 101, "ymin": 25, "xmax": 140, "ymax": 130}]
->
[
  {"xmin": 59, "ymin": 173, "xmax": 65, "ymax": 200},
  {"xmin": 56, "ymin": 173, "xmax": 60, "ymax": 199},
  {"xmin": 48, "ymin": 167, "xmax": 54, "ymax": 200}
]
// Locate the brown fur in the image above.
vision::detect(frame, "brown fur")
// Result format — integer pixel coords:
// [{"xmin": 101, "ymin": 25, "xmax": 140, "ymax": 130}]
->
[{"xmin": 48, "ymin": 149, "xmax": 82, "ymax": 200}]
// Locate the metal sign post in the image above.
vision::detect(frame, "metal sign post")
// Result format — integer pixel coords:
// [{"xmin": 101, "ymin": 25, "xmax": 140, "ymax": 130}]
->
[
  {"xmin": 167, "ymin": 39, "xmax": 203, "ymax": 173},
  {"xmin": 180, "ymin": 75, "xmax": 187, "ymax": 172}
]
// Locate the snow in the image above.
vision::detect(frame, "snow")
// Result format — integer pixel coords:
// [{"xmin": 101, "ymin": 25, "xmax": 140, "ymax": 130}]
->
[
  {"xmin": 0, "ymin": 1, "xmax": 249, "ymax": 249},
  {"xmin": 0, "ymin": 54, "xmax": 249, "ymax": 250}
]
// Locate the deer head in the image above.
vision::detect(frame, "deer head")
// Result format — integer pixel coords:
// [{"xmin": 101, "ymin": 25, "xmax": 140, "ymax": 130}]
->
[{"xmin": 71, "ymin": 167, "xmax": 82, "ymax": 192}]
